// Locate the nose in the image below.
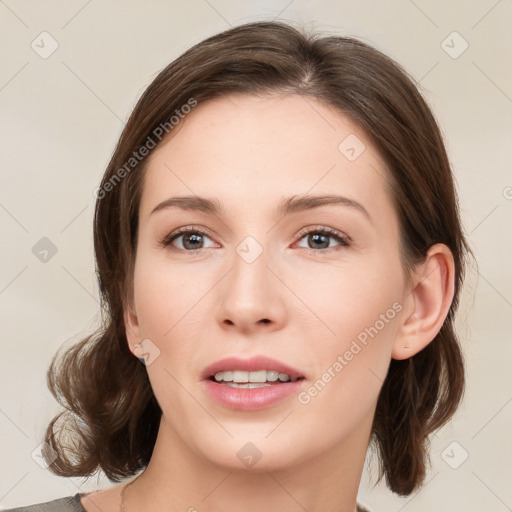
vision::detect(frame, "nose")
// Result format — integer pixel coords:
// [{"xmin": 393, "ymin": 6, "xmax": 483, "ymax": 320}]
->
[{"xmin": 215, "ymin": 242, "xmax": 286, "ymax": 335}]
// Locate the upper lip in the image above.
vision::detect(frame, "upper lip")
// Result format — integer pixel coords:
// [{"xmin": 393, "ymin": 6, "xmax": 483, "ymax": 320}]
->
[{"xmin": 201, "ymin": 355, "xmax": 305, "ymax": 381}]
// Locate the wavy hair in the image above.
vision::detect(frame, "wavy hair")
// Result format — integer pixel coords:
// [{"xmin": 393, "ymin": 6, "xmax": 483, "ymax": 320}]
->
[{"xmin": 43, "ymin": 20, "xmax": 470, "ymax": 496}]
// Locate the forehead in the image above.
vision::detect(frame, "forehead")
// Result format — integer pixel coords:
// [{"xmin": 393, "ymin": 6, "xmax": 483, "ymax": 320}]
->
[{"xmin": 139, "ymin": 93, "xmax": 395, "ymax": 223}]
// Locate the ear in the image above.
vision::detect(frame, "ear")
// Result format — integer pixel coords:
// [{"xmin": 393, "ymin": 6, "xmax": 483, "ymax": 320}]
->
[
  {"xmin": 392, "ymin": 243, "xmax": 456, "ymax": 360},
  {"xmin": 124, "ymin": 299, "xmax": 143, "ymax": 357}
]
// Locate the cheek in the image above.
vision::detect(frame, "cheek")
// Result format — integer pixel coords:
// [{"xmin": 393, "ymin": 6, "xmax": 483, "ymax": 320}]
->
[
  {"xmin": 132, "ymin": 253, "xmax": 207, "ymax": 337},
  {"xmin": 130, "ymin": 253, "xmax": 219, "ymax": 403},
  {"xmin": 293, "ymin": 253, "xmax": 404, "ymax": 347},
  {"xmin": 293, "ymin": 254, "xmax": 404, "ymax": 407},
  {"xmin": 294, "ymin": 298, "xmax": 401, "ymax": 449}
]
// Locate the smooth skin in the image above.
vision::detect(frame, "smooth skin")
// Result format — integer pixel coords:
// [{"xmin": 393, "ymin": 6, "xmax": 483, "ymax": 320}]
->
[{"xmin": 81, "ymin": 93, "xmax": 455, "ymax": 512}]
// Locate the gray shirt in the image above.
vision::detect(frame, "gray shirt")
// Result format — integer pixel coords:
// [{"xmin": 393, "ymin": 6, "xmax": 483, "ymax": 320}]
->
[
  {"xmin": 2, "ymin": 494, "xmax": 85, "ymax": 511},
  {"xmin": 2, "ymin": 493, "xmax": 372, "ymax": 511}
]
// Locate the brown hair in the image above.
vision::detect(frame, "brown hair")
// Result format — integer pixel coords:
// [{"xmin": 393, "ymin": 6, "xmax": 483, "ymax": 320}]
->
[{"xmin": 44, "ymin": 20, "xmax": 470, "ymax": 496}]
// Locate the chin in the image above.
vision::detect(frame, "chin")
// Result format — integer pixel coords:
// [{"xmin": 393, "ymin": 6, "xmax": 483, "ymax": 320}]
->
[{"xmin": 193, "ymin": 433, "xmax": 303, "ymax": 473}]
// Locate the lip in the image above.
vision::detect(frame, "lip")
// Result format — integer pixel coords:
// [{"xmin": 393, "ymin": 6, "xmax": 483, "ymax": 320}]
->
[
  {"xmin": 202, "ymin": 378, "xmax": 305, "ymax": 411},
  {"xmin": 200, "ymin": 355, "xmax": 306, "ymax": 411},
  {"xmin": 200, "ymin": 355, "xmax": 305, "ymax": 381}
]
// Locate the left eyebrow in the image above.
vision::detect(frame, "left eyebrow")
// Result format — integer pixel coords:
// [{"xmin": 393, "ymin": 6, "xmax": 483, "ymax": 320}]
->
[
  {"xmin": 150, "ymin": 193, "xmax": 371, "ymax": 222},
  {"xmin": 277, "ymin": 194, "xmax": 371, "ymax": 222}
]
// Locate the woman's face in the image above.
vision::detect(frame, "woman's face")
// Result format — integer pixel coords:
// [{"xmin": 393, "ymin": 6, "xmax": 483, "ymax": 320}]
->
[{"xmin": 126, "ymin": 93, "xmax": 410, "ymax": 471}]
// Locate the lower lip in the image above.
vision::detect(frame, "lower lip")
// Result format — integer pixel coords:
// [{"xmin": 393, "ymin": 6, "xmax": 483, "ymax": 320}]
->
[{"xmin": 202, "ymin": 378, "xmax": 305, "ymax": 411}]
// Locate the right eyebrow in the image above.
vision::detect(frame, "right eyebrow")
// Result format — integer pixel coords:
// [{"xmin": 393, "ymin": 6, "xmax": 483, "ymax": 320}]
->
[{"xmin": 150, "ymin": 195, "xmax": 222, "ymax": 216}]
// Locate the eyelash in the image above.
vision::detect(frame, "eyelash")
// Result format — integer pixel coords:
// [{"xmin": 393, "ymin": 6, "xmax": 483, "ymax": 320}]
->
[{"xmin": 159, "ymin": 225, "xmax": 350, "ymax": 255}]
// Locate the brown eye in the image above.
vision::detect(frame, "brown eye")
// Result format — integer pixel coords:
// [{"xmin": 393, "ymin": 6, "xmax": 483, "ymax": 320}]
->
[{"xmin": 161, "ymin": 227, "xmax": 217, "ymax": 251}]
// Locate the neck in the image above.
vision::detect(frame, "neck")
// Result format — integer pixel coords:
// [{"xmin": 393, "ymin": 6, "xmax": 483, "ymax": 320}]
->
[{"xmin": 123, "ymin": 415, "xmax": 370, "ymax": 512}]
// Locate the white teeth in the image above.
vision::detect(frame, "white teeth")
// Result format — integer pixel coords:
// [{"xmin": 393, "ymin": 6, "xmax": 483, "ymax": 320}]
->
[
  {"xmin": 213, "ymin": 370, "xmax": 297, "ymax": 383},
  {"xmin": 249, "ymin": 370, "xmax": 267, "ymax": 382},
  {"xmin": 233, "ymin": 370, "xmax": 248, "ymax": 382}
]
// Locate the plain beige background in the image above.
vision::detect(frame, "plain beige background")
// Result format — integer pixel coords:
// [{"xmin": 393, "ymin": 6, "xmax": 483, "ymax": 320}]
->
[{"xmin": 1, "ymin": 1, "xmax": 511, "ymax": 511}]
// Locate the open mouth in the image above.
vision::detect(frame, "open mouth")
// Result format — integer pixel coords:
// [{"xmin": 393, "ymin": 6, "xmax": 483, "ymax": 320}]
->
[
  {"xmin": 208, "ymin": 369, "xmax": 305, "ymax": 388},
  {"xmin": 202, "ymin": 361, "xmax": 307, "ymax": 410}
]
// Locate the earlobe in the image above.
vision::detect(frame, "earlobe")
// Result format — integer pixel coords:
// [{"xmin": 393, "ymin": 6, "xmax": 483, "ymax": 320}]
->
[
  {"xmin": 124, "ymin": 302, "xmax": 142, "ymax": 356},
  {"xmin": 392, "ymin": 244, "xmax": 455, "ymax": 360}
]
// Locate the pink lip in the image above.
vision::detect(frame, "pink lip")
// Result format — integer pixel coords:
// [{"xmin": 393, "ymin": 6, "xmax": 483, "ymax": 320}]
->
[
  {"xmin": 200, "ymin": 355, "xmax": 304, "ymax": 381},
  {"xmin": 202, "ymin": 378, "xmax": 305, "ymax": 411},
  {"xmin": 200, "ymin": 355, "xmax": 306, "ymax": 411}
]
